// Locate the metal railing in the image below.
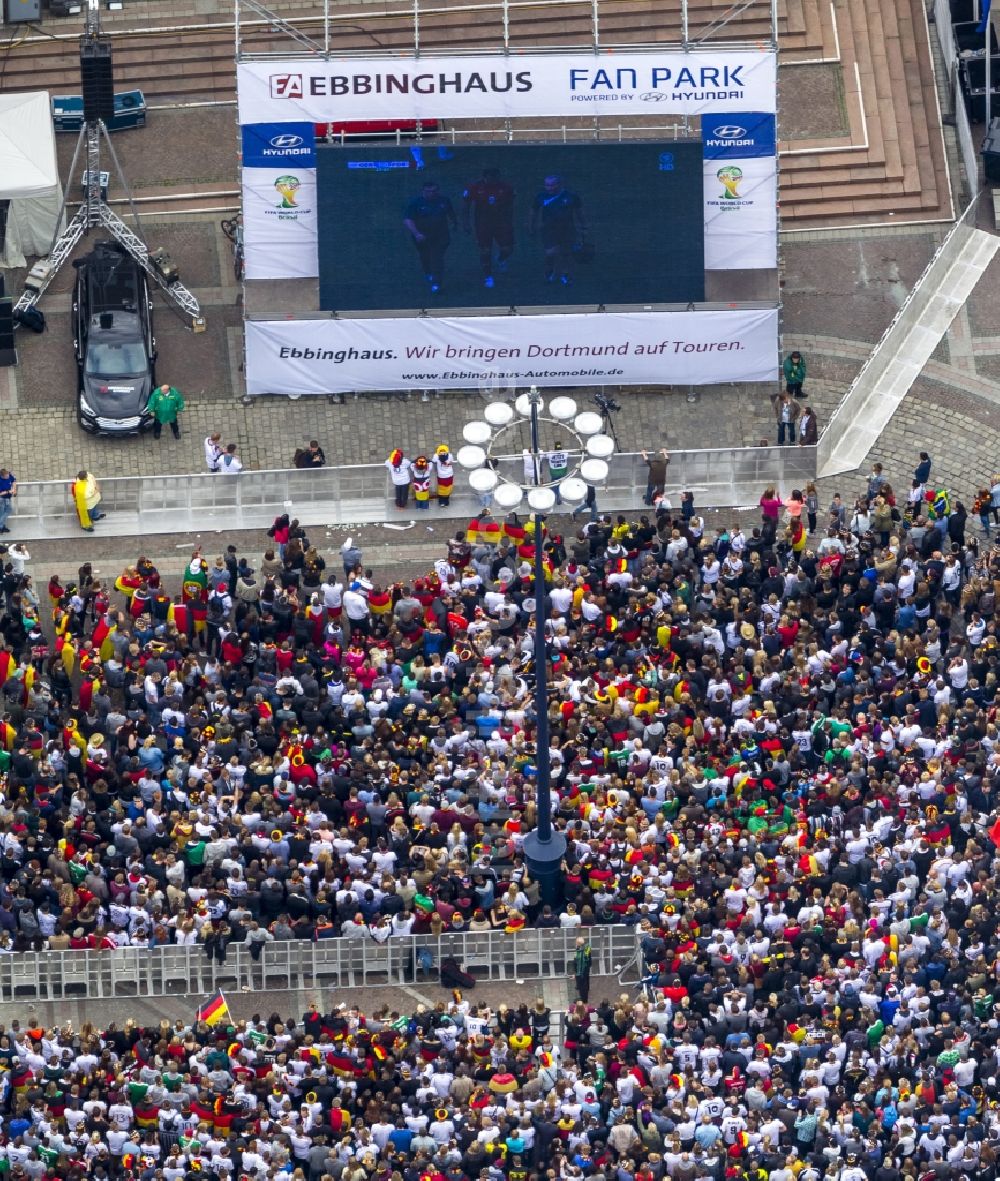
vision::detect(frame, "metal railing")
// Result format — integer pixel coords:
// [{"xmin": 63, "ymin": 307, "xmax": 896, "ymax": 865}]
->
[
  {"xmin": 934, "ymin": 0, "xmax": 957, "ymax": 66},
  {"xmin": 955, "ymin": 73, "xmax": 982, "ymax": 196},
  {"xmin": 0, "ymin": 925, "xmax": 641, "ymax": 1003},
  {"xmin": 234, "ymin": 0, "xmax": 780, "ymax": 58},
  {"xmin": 8, "ymin": 447, "xmax": 816, "ymax": 540}
]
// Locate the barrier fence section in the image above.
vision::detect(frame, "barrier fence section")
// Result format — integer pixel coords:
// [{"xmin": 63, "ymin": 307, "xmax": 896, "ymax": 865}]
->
[
  {"xmin": 955, "ymin": 72, "xmax": 982, "ymax": 194},
  {"xmin": 0, "ymin": 926, "xmax": 641, "ymax": 1003},
  {"xmin": 9, "ymin": 447, "xmax": 816, "ymax": 539}
]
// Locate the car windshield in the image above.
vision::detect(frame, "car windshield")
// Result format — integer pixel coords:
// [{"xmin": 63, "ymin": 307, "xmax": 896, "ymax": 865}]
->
[{"xmin": 85, "ymin": 340, "xmax": 147, "ymax": 378}]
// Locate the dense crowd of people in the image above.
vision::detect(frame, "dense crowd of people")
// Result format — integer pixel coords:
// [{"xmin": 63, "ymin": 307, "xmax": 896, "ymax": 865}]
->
[{"xmin": 0, "ymin": 449, "xmax": 996, "ymax": 1176}]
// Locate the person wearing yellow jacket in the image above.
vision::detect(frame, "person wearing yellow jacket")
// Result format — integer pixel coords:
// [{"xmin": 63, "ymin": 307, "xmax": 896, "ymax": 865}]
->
[{"xmin": 71, "ymin": 471, "xmax": 104, "ymax": 532}]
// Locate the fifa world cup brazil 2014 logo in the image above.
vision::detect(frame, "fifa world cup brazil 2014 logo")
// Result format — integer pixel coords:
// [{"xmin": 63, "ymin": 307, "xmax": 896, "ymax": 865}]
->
[
  {"xmin": 274, "ymin": 175, "xmax": 301, "ymax": 208},
  {"xmin": 717, "ymin": 165, "xmax": 743, "ymax": 200}
]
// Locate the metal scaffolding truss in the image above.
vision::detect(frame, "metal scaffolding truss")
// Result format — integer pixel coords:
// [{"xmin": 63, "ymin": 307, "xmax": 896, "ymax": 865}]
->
[
  {"xmin": 13, "ymin": 0, "xmax": 204, "ymax": 332},
  {"xmin": 234, "ymin": 0, "xmax": 779, "ymax": 59},
  {"xmin": 15, "ymin": 121, "xmax": 204, "ymax": 328}
]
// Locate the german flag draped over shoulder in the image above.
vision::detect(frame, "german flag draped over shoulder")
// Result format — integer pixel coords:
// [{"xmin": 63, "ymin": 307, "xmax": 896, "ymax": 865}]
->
[{"xmin": 196, "ymin": 989, "xmax": 231, "ymax": 1027}]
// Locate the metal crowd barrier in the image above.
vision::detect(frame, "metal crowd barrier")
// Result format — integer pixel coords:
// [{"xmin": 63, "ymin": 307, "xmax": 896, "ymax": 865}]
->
[
  {"xmin": 8, "ymin": 447, "xmax": 816, "ymax": 540},
  {"xmin": 0, "ymin": 925, "xmax": 641, "ymax": 1003}
]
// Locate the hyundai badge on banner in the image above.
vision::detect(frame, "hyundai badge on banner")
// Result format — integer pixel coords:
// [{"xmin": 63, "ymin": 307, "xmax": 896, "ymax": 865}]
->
[
  {"xmin": 702, "ymin": 112, "xmax": 777, "ymax": 271},
  {"xmin": 241, "ymin": 123, "xmax": 319, "ymax": 280}
]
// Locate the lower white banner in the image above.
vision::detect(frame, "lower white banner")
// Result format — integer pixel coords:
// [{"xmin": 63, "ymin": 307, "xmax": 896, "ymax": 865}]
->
[
  {"xmin": 245, "ymin": 308, "xmax": 779, "ymax": 395},
  {"xmin": 242, "ymin": 166, "xmax": 318, "ymax": 280}
]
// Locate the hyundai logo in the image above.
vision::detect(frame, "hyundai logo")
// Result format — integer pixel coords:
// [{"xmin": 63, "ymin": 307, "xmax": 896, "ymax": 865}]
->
[
  {"xmin": 711, "ymin": 125, "xmax": 748, "ymax": 139},
  {"xmin": 269, "ymin": 134, "xmax": 304, "ymax": 148},
  {"xmin": 638, "ymin": 91, "xmax": 670, "ymax": 102}
]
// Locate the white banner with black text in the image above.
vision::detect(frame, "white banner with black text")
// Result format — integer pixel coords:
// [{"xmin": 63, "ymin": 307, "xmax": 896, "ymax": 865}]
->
[
  {"xmin": 244, "ymin": 308, "xmax": 780, "ymax": 395},
  {"xmin": 237, "ymin": 50, "xmax": 777, "ymax": 124}
]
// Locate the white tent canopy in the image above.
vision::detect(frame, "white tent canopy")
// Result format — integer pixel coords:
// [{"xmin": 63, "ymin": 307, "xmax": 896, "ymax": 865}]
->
[{"xmin": 0, "ymin": 91, "xmax": 64, "ymax": 269}]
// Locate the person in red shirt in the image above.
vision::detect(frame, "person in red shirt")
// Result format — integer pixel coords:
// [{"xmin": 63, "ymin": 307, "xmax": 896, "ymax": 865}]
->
[{"xmin": 462, "ymin": 167, "xmax": 515, "ymax": 290}]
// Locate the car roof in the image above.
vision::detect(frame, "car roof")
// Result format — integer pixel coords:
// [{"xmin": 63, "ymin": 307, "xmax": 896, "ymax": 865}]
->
[
  {"xmin": 81, "ymin": 241, "xmax": 144, "ymax": 312},
  {"xmin": 88, "ymin": 313, "xmax": 144, "ymax": 341}
]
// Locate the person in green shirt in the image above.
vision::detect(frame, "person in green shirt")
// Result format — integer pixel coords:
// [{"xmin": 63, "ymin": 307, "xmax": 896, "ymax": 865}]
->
[
  {"xmin": 783, "ymin": 349, "xmax": 806, "ymax": 396},
  {"xmin": 573, "ymin": 937, "xmax": 592, "ymax": 1001},
  {"xmin": 147, "ymin": 383, "xmax": 186, "ymax": 440}
]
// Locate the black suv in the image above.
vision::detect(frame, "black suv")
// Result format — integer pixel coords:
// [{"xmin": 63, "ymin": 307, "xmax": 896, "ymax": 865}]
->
[{"xmin": 72, "ymin": 239, "xmax": 156, "ymax": 435}]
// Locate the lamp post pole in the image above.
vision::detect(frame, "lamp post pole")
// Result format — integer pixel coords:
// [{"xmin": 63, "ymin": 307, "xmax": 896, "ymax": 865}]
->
[
  {"xmin": 459, "ymin": 388, "xmax": 608, "ymax": 905},
  {"xmin": 521, "ymin": 388, "xmax": 567, "ymax": 903}
]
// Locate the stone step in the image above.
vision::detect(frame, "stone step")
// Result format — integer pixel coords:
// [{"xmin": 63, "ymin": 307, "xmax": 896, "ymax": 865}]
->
[
  {"xmin": 782, "ymin": 0, "xmax": 837, "ymax": 59},
  {"xmin": 782, "ymin": 190, "xmax": 947, "ymax": 223},
  {"xmin": 846, "ymin": 0, "xmax": 904, "ymax": 183},
  {"xmin": 781, "ymin": 176, "xmax": 940, "ymax": 202}
]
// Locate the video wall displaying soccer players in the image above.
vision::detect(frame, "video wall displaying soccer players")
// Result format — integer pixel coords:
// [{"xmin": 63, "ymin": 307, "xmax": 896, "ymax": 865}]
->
[{"xmin": 315, "ymin": 141, "xmax": 705, "ymax": 313}]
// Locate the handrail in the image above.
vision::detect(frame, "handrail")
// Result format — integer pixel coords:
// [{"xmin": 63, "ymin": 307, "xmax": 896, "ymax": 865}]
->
[
  {"xmin": 816, "ymin": 197, "xmax": 980, "ymax": 448},
  {"xmin": 17, "ymin": 445, "xmax": 806, "ymax": 488}
]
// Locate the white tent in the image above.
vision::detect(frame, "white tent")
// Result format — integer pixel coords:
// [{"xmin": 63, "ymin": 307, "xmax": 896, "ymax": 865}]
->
[{"xmin": 0, "ymin": 91, "xmax": 64, "ymax": 269}]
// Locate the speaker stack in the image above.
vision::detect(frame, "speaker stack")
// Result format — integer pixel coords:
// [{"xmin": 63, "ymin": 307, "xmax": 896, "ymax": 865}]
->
[
  {"xmin": 0, "ymin": 298, "xmax": 17, "ymax": 369},
  {"xmin": 80, "ymin": 38, "xmax": 115, "ymax": 124}
]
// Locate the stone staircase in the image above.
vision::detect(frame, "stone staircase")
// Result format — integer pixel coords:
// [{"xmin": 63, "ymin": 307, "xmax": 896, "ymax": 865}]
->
[
  {"xmin": 779, "ymin": 0, "xmax": 953, "ymax": 227},
  {"xmin": 0, "ymin": 0, "xmax": 953, "ymax": 229}
]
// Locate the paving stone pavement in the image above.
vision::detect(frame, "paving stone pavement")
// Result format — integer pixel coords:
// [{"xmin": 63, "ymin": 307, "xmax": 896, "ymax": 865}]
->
[{"xmin": 0, "ymin": 381, "xmax": 797, "ymax": 482}]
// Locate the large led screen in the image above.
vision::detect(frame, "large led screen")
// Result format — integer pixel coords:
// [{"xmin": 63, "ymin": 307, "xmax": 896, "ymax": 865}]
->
[{"xmin": 316, "ymin": 141, "xmax": 705, "ymax": 312}]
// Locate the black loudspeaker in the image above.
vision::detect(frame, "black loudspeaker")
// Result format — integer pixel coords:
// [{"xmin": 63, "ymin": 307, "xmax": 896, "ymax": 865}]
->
[
  {"xmin": 80, "ymin": 39, "xmax": 115, "ymax": 124},
  {"xmin": 0, "ymin": 298, "xmax": 16, "ymax": 368}
]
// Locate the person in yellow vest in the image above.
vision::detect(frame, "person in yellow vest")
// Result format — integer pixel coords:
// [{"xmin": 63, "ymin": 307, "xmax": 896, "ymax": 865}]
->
[
  {"xmin": 71, "ymin": 470, "xmax": 104, "ymax": 532},
  {"xmin": 59, "ymin": 637, "xmax": 77, "ymax": 679}
]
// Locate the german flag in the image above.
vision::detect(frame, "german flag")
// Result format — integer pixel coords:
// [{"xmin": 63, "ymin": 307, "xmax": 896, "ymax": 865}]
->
[{"xmin": 196, "ymin": 990, "xmax": 230, "ymax": 1027}]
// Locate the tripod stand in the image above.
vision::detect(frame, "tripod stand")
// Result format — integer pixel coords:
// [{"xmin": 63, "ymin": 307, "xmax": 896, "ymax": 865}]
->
[
  {"xmin": 599, "ymin": 406, "xmax": 621, "ymax": 449},
  {"xmin": 13, "ymin": 0, "xmax": 204, "ymax": 332}
]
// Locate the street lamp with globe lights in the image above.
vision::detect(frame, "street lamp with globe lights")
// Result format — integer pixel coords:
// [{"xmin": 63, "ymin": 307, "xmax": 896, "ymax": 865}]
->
[{"xmin": 457, "ymin": 387, "xmax": 615, "ymax": 903}]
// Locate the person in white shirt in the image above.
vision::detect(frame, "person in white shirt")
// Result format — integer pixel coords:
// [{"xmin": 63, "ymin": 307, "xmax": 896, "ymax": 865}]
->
[
  {"xmin": 204, "ymin": 432, "xmax": 223, "ymax": 472},
  {"xmin": 549, "ymin": 582, "xmax": 574, "ymax": 616},
  {"xmin": 343, "ymin": 586, "xmax": 370, "ymax": 636},
  {"xmin": 218, "ymin": 443, "xmax": 243, "ymax": 474},
  {"xmin": 6, "ymin": 543, "xmax": 28, "ymax": 575}
]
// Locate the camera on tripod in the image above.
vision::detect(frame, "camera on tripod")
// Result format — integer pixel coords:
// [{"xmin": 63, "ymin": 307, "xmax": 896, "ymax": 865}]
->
[{"xmin": 593, "ymin": 392, "xmax": 621, "ymax": 413}]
